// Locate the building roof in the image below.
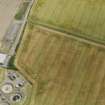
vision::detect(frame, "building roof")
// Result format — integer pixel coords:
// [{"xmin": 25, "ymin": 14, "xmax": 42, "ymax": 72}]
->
[{"xmin": 0, "ymin": 53, "xmax": 7, "ymax": 64}]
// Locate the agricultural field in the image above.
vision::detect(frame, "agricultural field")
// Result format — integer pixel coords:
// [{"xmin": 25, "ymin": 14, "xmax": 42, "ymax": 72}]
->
[
  {"xmin": 29, "ymin": 0, "xmax": 105, "ymax": 43},
  {"xmin": 0, "ymin": 0, "xmax": 22, "ymax": 54},
  {"xmin": 0, "ymin": 0, "xmax": 22, "ymax": 42},
  {"xmin": 15, "ymin": 23, "xmax": 105, "ymax": 105}
]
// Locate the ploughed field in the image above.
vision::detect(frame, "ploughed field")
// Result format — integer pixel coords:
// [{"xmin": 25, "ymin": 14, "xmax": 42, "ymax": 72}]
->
[
  {"xmin": 29, "ymin": 0, "xmax": 105, "ymax": 43},
  {"xmin": 15, "ymin": 23, "xmax": 105, "ymax": 105}
]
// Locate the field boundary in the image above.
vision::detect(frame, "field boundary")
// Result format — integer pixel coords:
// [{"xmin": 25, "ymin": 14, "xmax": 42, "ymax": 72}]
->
[
  {"xmin": 15, "ymin": 59, "xmax": 35, "ymax": 84},
  {"xmin": 28, "ymin": 19, "xmax": 105, "ymax": 49}
]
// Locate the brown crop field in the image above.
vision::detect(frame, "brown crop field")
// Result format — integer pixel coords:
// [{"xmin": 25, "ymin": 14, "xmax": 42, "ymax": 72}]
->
[
  {"xmin": 15, "ymin": 23, "xmax": 105, "ymax": 105},
  {"xmin": 29, "ymin": 0, "xmax": 105, "ymax": 43}
]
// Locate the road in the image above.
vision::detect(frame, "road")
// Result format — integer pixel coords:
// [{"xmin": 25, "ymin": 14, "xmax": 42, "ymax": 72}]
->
[{"xmin": 0, "ymin": 0, "xmax": 35, "ymax": 68}]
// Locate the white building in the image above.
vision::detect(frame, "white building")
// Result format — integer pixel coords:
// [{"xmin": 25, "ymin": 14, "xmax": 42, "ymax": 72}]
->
[{"xmin": 0, "ymin": 53, "xmax": 7, "ymax": 64}]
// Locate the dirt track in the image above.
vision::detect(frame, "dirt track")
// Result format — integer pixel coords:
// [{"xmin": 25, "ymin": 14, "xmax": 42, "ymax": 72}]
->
[{"xmin": 0, "ymin": 0, "xmax": 22, "ymax": 42}]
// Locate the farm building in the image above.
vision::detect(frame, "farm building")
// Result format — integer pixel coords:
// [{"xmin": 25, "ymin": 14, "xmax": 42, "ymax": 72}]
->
[{"xmin": 0, "ymin": 53, "xmax": 7, "ymax": 64}]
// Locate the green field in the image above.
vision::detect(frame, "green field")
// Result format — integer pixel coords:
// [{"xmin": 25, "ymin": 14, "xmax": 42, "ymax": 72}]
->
[
  {"xmin": 15, "ymin": 23, "xmax": 105, "ymax": 105},
  {"xmin": 29, "ymin": 0, "xmax": 105, "ymax": 42}
]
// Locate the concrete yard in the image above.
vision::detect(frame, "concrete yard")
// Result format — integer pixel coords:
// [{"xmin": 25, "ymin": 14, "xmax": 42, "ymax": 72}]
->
[{"xmin": 0, "ymin": 0, "xmax": 22, "ymax": 44}]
